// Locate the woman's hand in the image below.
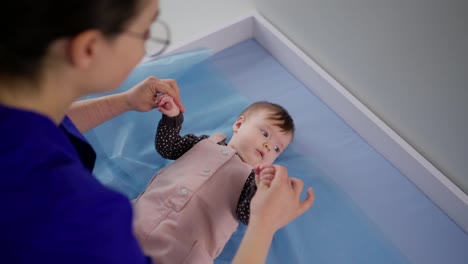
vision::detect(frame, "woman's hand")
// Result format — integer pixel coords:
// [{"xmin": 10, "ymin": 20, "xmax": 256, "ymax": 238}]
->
[
  {"xmin": 124, "ymin": 76, "xmax": 185, "ymax": 113},
  {"xmin": 233, "ymin": 165, "xmax": 314, "ymax": 264},
  {"xmin": 155, "ymin": 94, "xmax": 180, "ymax": 117},
  {"xmin": 250, "ymin": 165, "xmax": 314, "ymax": 234}
]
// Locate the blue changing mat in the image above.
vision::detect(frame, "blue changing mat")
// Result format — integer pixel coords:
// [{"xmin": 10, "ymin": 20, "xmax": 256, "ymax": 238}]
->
[{"xmin": 84, "ymin": 40, "xmax": 468, "ymax": 264}]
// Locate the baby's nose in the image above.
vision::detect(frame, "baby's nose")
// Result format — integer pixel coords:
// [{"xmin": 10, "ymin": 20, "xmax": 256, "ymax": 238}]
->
[{"xmin": 262, "ymin": 142, "xmax": 271, "ymax": 151}]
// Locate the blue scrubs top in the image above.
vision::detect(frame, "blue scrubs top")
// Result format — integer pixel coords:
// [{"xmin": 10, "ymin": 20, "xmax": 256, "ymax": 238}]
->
[{"xmin": 0, "ymin": 105, "xmax": 150, "ymax": 264}]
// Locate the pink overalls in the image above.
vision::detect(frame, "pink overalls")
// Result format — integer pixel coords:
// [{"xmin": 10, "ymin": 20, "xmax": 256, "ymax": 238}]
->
[{"xmin": 132, "ymin": 133, "xmax": 252, "ymax": 264}]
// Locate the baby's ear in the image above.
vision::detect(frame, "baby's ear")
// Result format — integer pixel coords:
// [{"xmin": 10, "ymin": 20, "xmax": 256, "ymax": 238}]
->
[{"xmin": 232, "ymin": 115, "xmax": 245, "ymax": 132}]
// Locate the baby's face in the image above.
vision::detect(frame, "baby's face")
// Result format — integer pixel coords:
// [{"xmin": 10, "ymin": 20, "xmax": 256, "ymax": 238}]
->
[{"xmin": 228, "ymin": 111, "xmax": 292, "ymax": 167}]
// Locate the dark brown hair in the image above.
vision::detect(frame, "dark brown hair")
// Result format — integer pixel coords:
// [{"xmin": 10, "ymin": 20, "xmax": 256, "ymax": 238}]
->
[
  {"xmin": 240, "ymin": 101, "xmax": 295, "ymax": 135},
  {"xmin": 1, "ymin": 0, "xmax": 143, "ymax": 80}
]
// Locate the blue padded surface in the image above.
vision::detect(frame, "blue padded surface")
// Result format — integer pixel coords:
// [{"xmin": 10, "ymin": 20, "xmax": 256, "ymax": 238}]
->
[{"xmin": 84, "ymin": 40, "xmax": 468, "ymax": 264}]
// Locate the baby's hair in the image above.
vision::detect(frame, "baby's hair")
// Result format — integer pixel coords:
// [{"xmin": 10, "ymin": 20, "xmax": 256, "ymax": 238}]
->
[{"xmin": 239, "ymin": 101, "xmax": 295, "ymax": 135}]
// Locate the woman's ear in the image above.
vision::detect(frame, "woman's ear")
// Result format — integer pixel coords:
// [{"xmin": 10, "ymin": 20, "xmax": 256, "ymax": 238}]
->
[
  {"xmin": 232, "ymin": 115, "xmax": 245, "ymax": 133},
  {"xmin": 67, "ymin": 30, "xmax": 103, "ymax": 69}
]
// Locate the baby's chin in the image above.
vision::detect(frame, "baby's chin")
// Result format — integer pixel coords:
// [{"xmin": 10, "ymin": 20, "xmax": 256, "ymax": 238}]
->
[{"xmin": 238, "ymin": 154, "xmax": 261, "ymax": 167}]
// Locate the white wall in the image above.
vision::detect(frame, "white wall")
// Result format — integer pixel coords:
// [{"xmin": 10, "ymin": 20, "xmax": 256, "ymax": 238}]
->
[
  {"xmin": 254, "ymin": 0, "xmax": 468, "ymax": 195},
  {"xmin": 159, "ymin": 0, "xmax": 254, "ymax": 47}
]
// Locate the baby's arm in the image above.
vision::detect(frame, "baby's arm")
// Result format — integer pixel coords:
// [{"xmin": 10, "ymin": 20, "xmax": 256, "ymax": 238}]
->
[
  {"xmin": 236, "ymin": 165, "xmax": 277, "ymax": 225},
  {"xmin": 236, "ymin": 172, "xmax": 256, "ymax": 225},
  {"xmin": 154, "ymin": 95, "xmax": 209, "ymax": 160}
]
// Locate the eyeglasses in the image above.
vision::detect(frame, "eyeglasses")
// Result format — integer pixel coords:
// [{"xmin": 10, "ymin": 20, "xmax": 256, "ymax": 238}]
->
[{"xmin": 125, "ymin": 19, "xmax": 171, "ymax": 58}]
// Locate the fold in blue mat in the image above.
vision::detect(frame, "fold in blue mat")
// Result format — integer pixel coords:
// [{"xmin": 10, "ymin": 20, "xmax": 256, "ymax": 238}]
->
[
  {"xmin": 84, "ymin": 49, "xmax": 250, "ymax": 199},
  {"xmin": 84, "ymin": 40, "xmax": 468, "ymax": 264}
]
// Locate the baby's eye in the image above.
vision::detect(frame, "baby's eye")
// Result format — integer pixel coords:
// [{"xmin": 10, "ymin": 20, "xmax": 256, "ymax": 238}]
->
[
  {"xmin": 261, "ymin": 130, "xmax": 268, "ymax": 137},
  {"xmin": 274, "ymin": 146, "xmax": 280, "ymax": 153}
]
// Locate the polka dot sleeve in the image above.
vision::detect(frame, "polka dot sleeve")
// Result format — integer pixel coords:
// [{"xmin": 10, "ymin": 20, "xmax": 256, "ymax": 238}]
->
[
  {"xmin": 236, "ymin": 171, "xmax": 256, "ymax": 225},
  {"xmin": 155, "ymin": 113, "xmax": 209, "ymax": 160}
]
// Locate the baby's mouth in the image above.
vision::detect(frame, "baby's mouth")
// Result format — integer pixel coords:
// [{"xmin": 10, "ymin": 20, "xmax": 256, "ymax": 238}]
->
[{"xmin": 256, "ymin": 149, "xmax": 264, "ymax": 159}]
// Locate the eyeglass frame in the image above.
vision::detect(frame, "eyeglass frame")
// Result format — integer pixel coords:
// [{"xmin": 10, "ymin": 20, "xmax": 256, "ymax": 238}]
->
[{"xmin": 125, "ymin": 19, "xmax": 171, "ymax": 58}]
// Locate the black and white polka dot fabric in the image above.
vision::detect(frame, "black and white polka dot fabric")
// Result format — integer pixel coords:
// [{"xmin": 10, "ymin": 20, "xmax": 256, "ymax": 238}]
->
[
  {"xmin": 155, "ymin": 113, "xmax": 256, "ymax": 225},
  {"xmin": 235, "ymin": 171, "xmax": 256, "ymax": 225}
]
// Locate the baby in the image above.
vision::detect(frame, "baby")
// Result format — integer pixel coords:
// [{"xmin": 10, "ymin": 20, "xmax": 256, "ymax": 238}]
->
[{"xmin": 132, "ymin": 95, "xmax": 295, "ymax": 264}]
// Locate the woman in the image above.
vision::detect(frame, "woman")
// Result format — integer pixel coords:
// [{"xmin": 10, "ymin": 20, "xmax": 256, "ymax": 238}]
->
[{"xmin": 0, "ymin": 0, "xmax": 314, "ymax": 263}]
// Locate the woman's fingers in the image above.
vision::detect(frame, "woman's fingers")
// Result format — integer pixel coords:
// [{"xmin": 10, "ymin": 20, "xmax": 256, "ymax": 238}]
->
[
  {"xmin": 289, "ymin": 177, "xmax": 314, "ymax": 215},
  {"xmin": 159, "ymin": 79, "xmax": 185, "ymax": 112},
  {"xmin": 299, "ymin": 188, "xmax": 315, "ymax": 216}
]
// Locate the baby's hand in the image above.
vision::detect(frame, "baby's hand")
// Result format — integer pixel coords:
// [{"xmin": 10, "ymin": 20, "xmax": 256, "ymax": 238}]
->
[
  {"xmin": 254, "ymin": 164, "xmax": 276, "ymax": 187},
  {"xmin": 155, "ymin": 94, "xmax": 180, "ymax": 117}
]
